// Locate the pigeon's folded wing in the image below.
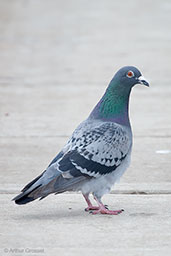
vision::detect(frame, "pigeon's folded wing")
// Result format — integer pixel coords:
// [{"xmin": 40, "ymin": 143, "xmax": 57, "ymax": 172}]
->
[{"xmin": 57, "ymin": 122, "xmax": 131, "ymax": 178}]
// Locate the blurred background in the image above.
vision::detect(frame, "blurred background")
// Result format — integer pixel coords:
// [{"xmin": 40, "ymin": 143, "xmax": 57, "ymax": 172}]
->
[
  {"xmin": 1, "ymin": 1, "xmax": 171, "ymax": 255},
  {"xmin": 0, "ymin": 0, "xmax": 171, "ymax": 188}
]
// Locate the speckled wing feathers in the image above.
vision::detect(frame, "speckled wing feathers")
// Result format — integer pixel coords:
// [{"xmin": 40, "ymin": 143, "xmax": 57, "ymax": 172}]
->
[{"xmin": 55, "ymin": 121, "xmax": 131, "ymax": 178}]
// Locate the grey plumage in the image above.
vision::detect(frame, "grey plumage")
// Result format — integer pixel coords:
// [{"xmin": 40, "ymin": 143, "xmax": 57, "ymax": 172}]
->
[{"xmin": 13, "ymin": 66, "xmax": 149, "ymax": 214}]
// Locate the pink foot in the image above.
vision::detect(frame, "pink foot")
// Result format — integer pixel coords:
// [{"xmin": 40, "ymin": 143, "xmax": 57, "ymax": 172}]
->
[
  {"xmin": 83, "ymin": 194, "xmax": 100, "ymax": 212},
  {"xmin": 91, "ymin": 207, "xmax": 124, "ymax": 215},
  {"xmin": 85, "ymin": 206, "xmax": 100, "ymax": 212}
]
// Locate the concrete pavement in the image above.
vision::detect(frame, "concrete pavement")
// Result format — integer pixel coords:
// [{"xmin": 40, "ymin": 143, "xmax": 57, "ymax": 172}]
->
[
  {"xmin": 1, "ymin": 194, "xmax": 171, "ymax": 256},
  {"xmin": 0, "ymin": 0, "xmax": 171, "ymax": 255}
]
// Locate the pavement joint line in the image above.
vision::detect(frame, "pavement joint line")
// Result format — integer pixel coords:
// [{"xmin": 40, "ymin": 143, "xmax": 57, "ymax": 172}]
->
[{"xmin": 1, "ymin": 190, "xmax": 171, "ymax": 195}]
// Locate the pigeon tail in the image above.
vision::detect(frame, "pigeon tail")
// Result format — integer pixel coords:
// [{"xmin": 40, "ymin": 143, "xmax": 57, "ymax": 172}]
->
[
  {"xmin": 13, "ymin": 184, "xmax": 42, "ymax": 205},
  {"xmin": 13, "ymin": 171, "xmax": 87, "ymax": 205}
]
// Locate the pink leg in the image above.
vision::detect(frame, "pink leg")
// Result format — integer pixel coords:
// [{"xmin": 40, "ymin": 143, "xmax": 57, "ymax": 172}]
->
[
  {"xmin": 91, "ymin": 196, "xmax": 124, "ymax": 215},
  {"xmin": 82, "ymin": 193, "xmax": 100, "ymax": 211}
]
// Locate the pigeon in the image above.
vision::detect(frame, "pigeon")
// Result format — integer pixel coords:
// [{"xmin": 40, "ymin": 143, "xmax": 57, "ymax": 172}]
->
[{"xmin": 13, "ymin": 66, "xmax": 149, "ymax": 215}]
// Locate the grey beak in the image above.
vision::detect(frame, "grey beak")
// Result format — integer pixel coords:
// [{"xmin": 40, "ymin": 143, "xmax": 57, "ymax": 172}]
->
[{"xmin": 137, "ymin": 75, "xmax": 149, "ymax": 87}]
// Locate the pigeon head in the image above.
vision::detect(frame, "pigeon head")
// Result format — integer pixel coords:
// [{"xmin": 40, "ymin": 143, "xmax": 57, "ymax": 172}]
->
[
  {"xmin": 112, "ymin": 66, "xmax": 149, "ymax": 89},
  {"xmin": 90, "ymin": 66, "xmax": 149, "ymax": 125}
]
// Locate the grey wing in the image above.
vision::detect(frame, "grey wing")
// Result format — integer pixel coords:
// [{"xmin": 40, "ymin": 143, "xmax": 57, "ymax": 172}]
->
[{"xmin": 57, "ymin": 122, "xmax": 132, "ymax": 178}]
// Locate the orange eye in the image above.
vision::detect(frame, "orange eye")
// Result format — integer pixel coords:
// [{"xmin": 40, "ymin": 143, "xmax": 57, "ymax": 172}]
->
[{"xmin": 127, "ymin": 71, "xmax": 134, "ymax": 78}]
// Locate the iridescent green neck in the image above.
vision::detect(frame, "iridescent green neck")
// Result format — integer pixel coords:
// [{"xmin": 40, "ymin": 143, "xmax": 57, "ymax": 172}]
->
[
  {"xmin": 100, "ymin": 86, "xmax": 130, "ymax": 118},
  {"xmin": 89, "ymin": 81, "xmax": 131, "ymax": 126}
]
